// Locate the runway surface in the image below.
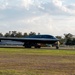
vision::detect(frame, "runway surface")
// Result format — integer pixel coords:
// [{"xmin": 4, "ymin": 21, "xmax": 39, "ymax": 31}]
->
[{"xmin": 0, "ymin": 45, "xmax": 75, "ymax": 50}]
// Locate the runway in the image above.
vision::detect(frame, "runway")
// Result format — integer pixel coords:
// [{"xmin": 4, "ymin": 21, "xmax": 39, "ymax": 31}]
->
[{"xmin": 0, "ymin": 45, "xmax": 75, "ymax": 50}]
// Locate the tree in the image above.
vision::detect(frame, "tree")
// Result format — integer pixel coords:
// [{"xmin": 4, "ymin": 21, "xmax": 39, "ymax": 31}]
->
[
  {"xmin": 23, "ymin": 32, "xmax": 28, "ymax": 37},
  {"xmin": 10, "ymin": 31, "xmax": 17, "ymax": 37},
  {"xmin": 72, "ymin": 38, "xmax": 75, "ymax": 45},
  {"xmin": 16, "ymin": 32, "xmax": 22, "ymax": 37},
  {"xmin": 4, "ymin": 33, "xmax": 10, "ymax": 37},
  {"xmin": 56, "ymin": 36, "xmax": 64, "ymax": 45},
  {"xmin": 64, "ymin": 33, "xmax": 73, "ymax": 40},
  {"xmin": 29, "ymin": 32, "xmax": 36, "ymax": 36},
  {"xmin": 0, "ymin": 33, "xmax": 3, "ymax": 37},
  {"xmin": 64, "ymin": 33, "xmax": 73, "ymax": 45},
  {"xmin": 38, "ymin": 33, "xmax": 40, "ymax": 35}
]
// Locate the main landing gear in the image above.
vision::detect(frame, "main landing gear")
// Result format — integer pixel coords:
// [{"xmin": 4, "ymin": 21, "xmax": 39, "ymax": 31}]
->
[{"xmin": 23, "ymin": 42, "xmax": 41, "ymax": 48}]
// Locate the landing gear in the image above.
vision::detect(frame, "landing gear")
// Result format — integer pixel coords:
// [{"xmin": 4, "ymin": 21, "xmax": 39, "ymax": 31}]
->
[
  {"xmin": 55, "ymin": 41, "xmax": 60, "ymax": 49},
  {"xmin": 25, "ymin": 45, "xmax": 31, "ymax": 48},
  {"xmin": 34, "ymin": 43, "xmax": 41, "ymax": 48},
  {"xmin": 56, "ymin": 46, "xmax": 59, "ymax": 49},
  {"xmin": 35, "ymin": 45, "xmax": 41, "ymax": 48},
  {"xmin": 23, "ymin": 42, "xmax": 41, "ymax": 48},
  {"xmin": 23, "ymin": 42, "xmax": 31, "ymax": 48}
]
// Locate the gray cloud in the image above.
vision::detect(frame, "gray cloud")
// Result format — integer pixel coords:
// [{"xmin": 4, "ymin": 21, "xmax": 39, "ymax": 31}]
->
[{"xmin": 0, "ymin": 0, "xmax": 75, "ymax": 35}]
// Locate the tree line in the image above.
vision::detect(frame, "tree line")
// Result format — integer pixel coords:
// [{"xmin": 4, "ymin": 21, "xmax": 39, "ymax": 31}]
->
[
  {"xmin": 0, "ymin": 31, "xmax": 75, "ymax": 45},
  {"xmin": 0, "ymin": 31, "xmax": 39, "ymax": 37},
  {"xmin": 56, "ymin": 33, "xmax": 75, "ymax": 45}
]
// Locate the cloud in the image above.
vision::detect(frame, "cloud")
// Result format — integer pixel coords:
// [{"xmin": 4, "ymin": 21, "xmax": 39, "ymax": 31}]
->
[
  {"xmin": 0, "ymin": 0, "xmax": 75, "ymax": 35},
  {"xmin": 0, "ymin": 0, "xmax": 8, "ymax": 9},
  {"xmin": 21, "ymin": 0, "xmax": 34, "ymax": 9},
  {"xmin": 0, "ymin": 0, "xmax": 75, "ymax": 15},
  {"xmin": 66, "ymin": 3, "xmax": 75, "ymax": 14},
  {"xmin": 0, "ymin": 14, "xmax": 54, "ymax": 34},
  {"xmin": 52, "ymin": 0, "xmax": 68, "ymax": 12}
]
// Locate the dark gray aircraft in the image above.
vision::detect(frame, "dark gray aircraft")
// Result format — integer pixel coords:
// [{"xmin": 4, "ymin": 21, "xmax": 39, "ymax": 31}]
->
[{"xmin": 0, "ymin": 35, "xmax": 59, "ymax": 48}]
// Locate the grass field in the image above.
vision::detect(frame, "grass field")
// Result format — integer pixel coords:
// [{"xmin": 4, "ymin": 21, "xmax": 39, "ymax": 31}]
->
[{"xmin": 0, "ymin": 48, "xmax": 75, "ymax": 75}]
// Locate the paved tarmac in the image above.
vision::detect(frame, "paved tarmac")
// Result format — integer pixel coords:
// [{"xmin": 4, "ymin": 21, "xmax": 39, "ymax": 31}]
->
[{"xmin": 0, "ymin": 45, "xmax": 75, "ymax": 50}]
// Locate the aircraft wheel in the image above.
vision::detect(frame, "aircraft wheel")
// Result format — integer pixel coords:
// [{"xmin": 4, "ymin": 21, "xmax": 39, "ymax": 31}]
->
[
  {"xmin": 25, "ymin": 45, "xmax": 31, "ymax": 48},
  {"xmin": 56, "ymin": 46, "xmax": 59, "ymax": 49},
  {"xmin": 35, "ymin": 45, "xmax": 41, "ymax": 48},
  {"xmin": 23, "ymin": 42, "xmax": 32, "ymax": 48}
]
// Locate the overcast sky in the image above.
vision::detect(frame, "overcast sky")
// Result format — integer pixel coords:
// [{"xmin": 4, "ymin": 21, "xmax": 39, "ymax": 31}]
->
[{"xmin": 0, "ymin": 0, "xmax": 75, "ymax": 36}]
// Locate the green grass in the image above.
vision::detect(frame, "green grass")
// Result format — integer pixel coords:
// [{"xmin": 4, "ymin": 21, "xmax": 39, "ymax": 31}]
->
[
  {"xmin": 0, "ymin": 48, "xmax": 75, "ymax": 55},
  {"xmin": 0, "ymin": 70, "xmax": 18, "ymax": 75},
  {"xmin": 0, "ymin": 70, "xmax": 71, "ymax": 75},
  {"xmin": 0, "ymin": 48, "xmax": 75, "ymax": 75}
]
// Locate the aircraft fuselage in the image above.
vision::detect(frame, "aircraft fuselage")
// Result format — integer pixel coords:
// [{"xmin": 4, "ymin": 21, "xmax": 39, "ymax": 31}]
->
[{"xmin": 0, "ymin": 35, "xmax": 59, "ymax": 48}]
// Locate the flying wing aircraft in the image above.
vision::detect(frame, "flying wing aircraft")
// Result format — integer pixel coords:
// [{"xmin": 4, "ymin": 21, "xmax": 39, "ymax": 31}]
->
[{"xmin": 0, "ymin": 35, "xmax": 59, "ymax": 48}]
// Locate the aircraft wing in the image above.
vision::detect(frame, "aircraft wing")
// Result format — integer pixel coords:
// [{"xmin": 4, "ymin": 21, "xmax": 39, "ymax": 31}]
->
[{"xmin": 0, "ymin": 37, "xmax": 58, "ymax": 44}]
